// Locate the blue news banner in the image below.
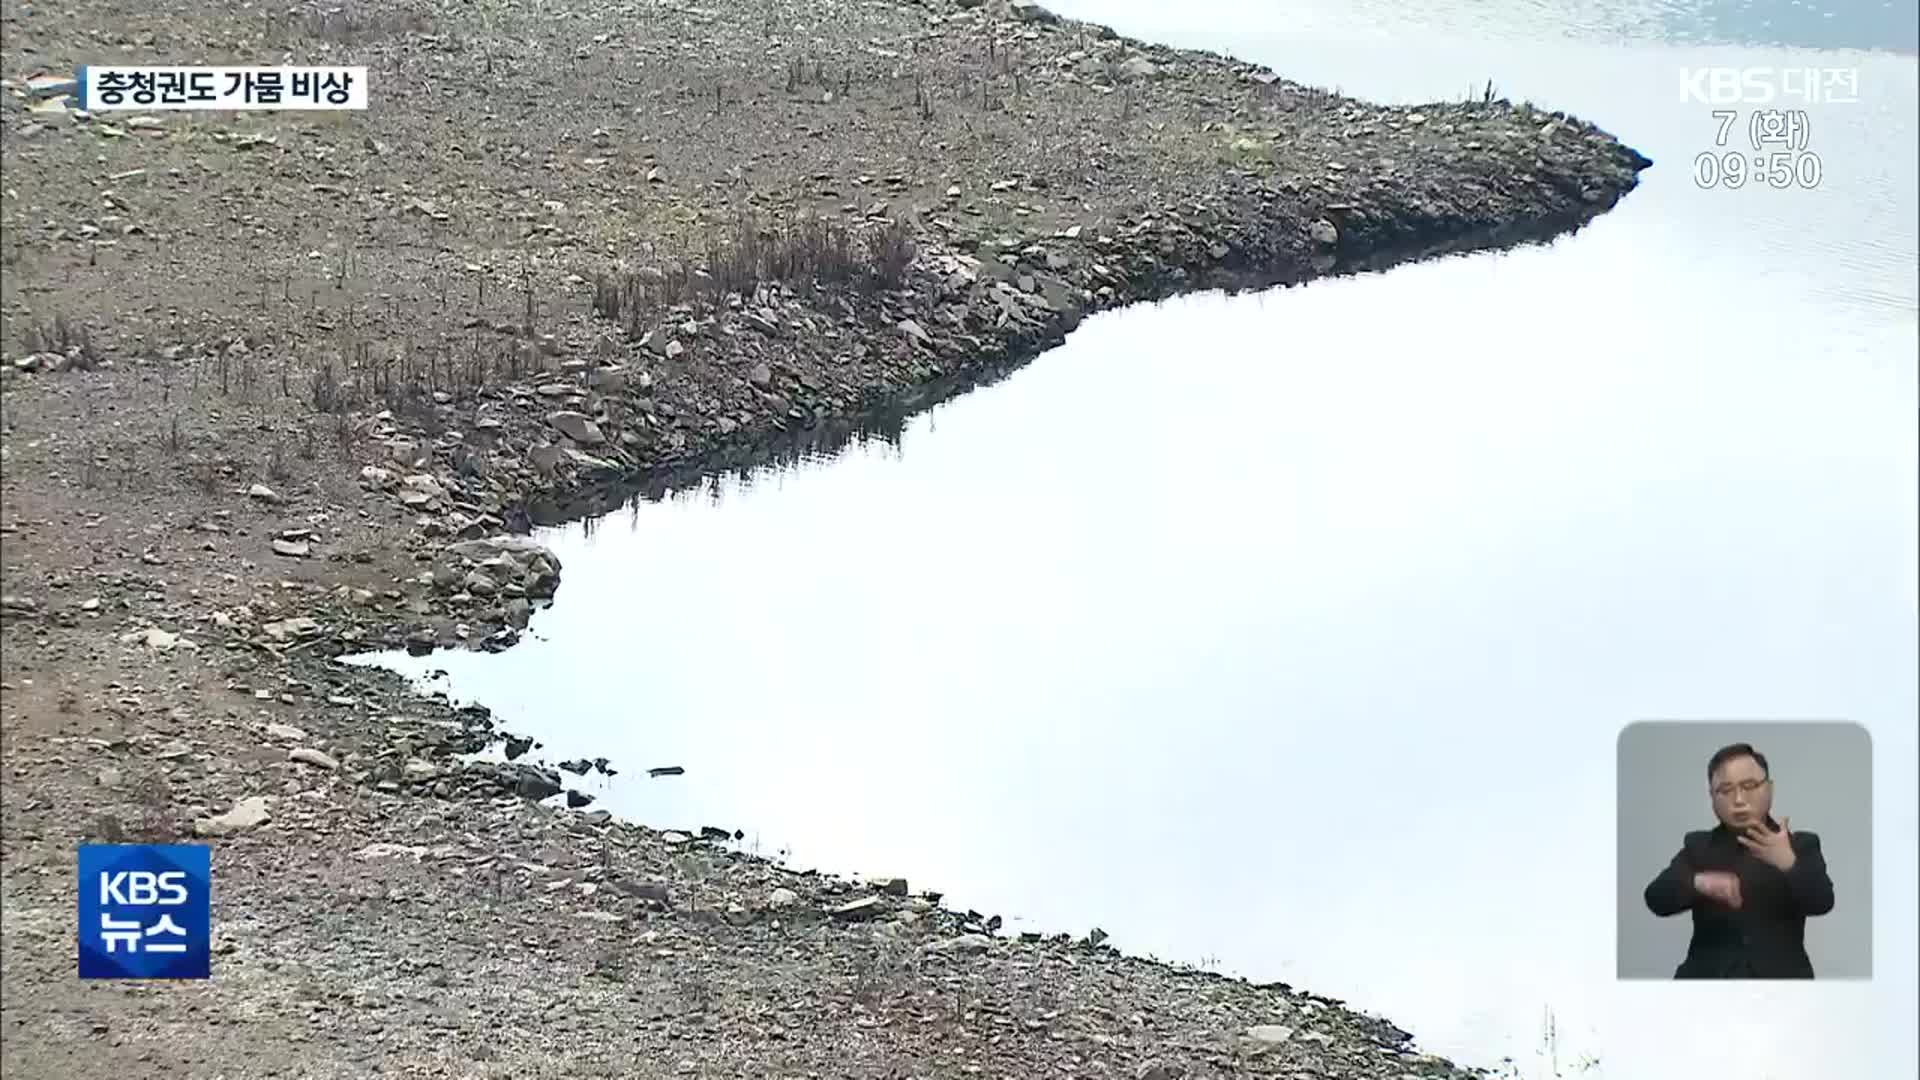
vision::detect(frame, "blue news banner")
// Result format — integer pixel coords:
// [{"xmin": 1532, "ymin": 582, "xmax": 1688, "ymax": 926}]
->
[{"xmin": 77, "ymin": 845, "xmax": 211, "ymax": 980}]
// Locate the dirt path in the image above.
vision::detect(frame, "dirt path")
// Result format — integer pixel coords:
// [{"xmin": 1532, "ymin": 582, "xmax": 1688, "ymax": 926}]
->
[{"xmin": 1, "ymin": 0, "xmax": 1650, "ymax": 1075}]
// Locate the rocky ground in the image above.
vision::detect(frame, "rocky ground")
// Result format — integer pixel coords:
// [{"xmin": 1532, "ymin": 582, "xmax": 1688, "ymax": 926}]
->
[{"xmin": 1, "ymin": 0, "xmax": 1650, "ymax": 1075}]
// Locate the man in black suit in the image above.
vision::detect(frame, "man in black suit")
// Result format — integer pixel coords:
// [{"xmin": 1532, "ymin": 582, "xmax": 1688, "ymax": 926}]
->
[{"xmin": 1643, "ymin": 742, "xmax": 1836, "ymax": 978}]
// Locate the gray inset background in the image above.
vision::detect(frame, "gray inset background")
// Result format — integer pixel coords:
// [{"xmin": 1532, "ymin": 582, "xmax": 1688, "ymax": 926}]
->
[{"xmin": 1617, "ymin": 720, "xmax": 1873, "ymax": 979}]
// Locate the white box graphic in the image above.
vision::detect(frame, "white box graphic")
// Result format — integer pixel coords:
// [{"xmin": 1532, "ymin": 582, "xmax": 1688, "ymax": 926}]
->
[{"xmin": 78, "ymin": 66, "xmax": 368, "ymax": 111}]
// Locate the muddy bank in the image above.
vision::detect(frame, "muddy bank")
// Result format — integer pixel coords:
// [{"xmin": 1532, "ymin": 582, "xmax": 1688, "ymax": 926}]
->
[{"xmin": 2, "ymin": 0, "xmax": 1647, "ymax": 1074}]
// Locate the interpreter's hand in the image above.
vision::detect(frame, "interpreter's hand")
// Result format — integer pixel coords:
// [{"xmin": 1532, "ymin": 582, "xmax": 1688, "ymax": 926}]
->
[
  {"xmin": 1738, "ymin": 817, "xmax": 1798, "ymax": 872},
  {"xmin": 1692, "ymin": 870, "xmax": 1743, "ymax": 909}
]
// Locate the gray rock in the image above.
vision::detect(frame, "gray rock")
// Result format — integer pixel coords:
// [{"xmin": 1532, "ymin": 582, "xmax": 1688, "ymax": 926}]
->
[
  {"xmin": 504, "ymin": 598, "xmax": 532, "ymax": 628},
  {"xmin": 354, "ymin": 842, "xmax": 428, "ymax": 861},
  {"xmin": 247, "ymin": 483, "xmax": 281, "ymax": 503},
  {"xmin": 25, "ymin": 74, "xmax": 79, "ymax": 100},
  {"xmin": 261, "ymin": 617, "xmax": 321, "ymax": 642},
  {"xmin": 288, "ymin": 747, "xmax": 340, "ymax": 771},
  {"xmin": 1245, "ymin": 1024, "xmax": 1294, "ymax": 1045},
  {"xmin": 768, "ymin": 887, "xmax": 800, "ymax": 910},
  {"xmin": 831, "ymin": 896, "xmax": 885, "ymax": 921},
  {"xmin": 447, "ymin": 536, "xmax": 562, "ymax": 572},
  {"xmin": 1308, "ymin": 218, "xmax": 1339, "ymax": 249},
  {"xmin": 897, "ymin": 319, "xmax": 932, "ymax": 345},
  {"xmin": 478, "ymin": 554, "xmax": 522, "ymax": 580},
  {"xmin": 524, "ymin": 564, "xmax": 560, "ymax": 600},
  {"xmin": 528, "ymin": 444, "xmax": 566, "ymax": 476},
  {"xmin": 194, "ymin": 796, "xmax": 271, "ymax": 837},
  {"xmin": 870, "ymin": 876, "xmax": 910, "ymax": 897},
  {"xmin": 926, "ymin": 933, "xmax": 993, "ymax": 956},
  {"xmin": 513, "ymin": 767, "xmax": 563, "ymax": 800},
  {"xmin": 399, "ymin": 474, "xmax": 445, "ymax": 507},
  {"xmin": 122, "ymin": 627, "xmax": 188, "ymax": 650},
  {"xmin": 263, "ymin": 722, "xmax": 308, "ymax": 741},
  {"xmin": 748, "ymin": 362, "xmax": 772, "ymax": 389},
  {"xmin": 1009, "ymin": 0, "xmax": 1058, "ymax": 24},
  {"xmin": 563, "ymin": 448, "xmax": 617, "ymax": 472},
  {"xmin": 610, "ymin": 879, "xmax": 671, "ymax": 906},
  {"xmin": 546, "ymin": 410, "xmax": 605, "ymax": 445},
  {"xmin": 463, "ymin": 570, "xmax": 498, "ymax": 597},
  {"xmin": 271, "ymin": 538, "xmax": 311, "ymax": 558}
]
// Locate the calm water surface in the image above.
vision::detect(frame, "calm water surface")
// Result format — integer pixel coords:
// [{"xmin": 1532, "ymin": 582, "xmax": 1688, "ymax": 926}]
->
[{"xmin": 365, "ymin": 3, "xmax": 1918, "ymax": 1077}]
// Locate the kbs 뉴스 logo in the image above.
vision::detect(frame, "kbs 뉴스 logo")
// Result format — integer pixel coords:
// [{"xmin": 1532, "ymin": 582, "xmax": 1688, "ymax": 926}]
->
[{"xmin": 77, "ymin": 844, "xmax": 212, "ymax": 980}]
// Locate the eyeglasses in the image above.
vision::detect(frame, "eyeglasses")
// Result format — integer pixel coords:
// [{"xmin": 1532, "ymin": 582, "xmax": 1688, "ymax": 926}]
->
[{"xmin": 1711, "ymin": 778, "xmax": 1770, "ymax": 800}]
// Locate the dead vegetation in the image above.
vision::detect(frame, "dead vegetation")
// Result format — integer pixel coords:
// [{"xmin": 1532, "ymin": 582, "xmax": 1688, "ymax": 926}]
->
[
  {"xmin": 590, "ymin": 215, "xmax": 918, "ymax": 339},
  {"xmin": 848, "ymin": 937, "xmax": 915, "ymax": 1006},
  {"xmin": 15, "ymin": 314, "xmax": 99, "ymax": 370},
  {"xmin": 294, "ymin": 4, "xmax": 434, "ymax": 45}
]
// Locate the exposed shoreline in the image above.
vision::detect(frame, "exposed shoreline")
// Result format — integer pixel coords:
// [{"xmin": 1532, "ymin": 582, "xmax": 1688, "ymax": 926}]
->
[{"xmin": 1, "ymin": 0, "xmax": 1649, "ymax": 1074}]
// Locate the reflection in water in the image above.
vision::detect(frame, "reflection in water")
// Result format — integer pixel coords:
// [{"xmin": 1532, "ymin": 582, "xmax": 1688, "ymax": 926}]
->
[
  {"xmin": 528, "ymin": 214, "xmax": 1615, "ymax": 530},
  {"xmin": 366, "ymin": 4, "xmax": 1918, "ymax": 1079}
]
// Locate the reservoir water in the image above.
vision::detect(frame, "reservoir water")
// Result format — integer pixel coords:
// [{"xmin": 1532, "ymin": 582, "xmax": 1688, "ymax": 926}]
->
[{"xmin": 364, "ymin": 2, "xmax": 1919, "ymax": 1076}]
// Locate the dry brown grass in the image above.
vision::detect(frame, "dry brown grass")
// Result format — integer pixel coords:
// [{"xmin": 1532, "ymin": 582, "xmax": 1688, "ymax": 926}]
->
[{"xmin": 590, "ymin": 215, "xmax": 917, "ymax": 339}]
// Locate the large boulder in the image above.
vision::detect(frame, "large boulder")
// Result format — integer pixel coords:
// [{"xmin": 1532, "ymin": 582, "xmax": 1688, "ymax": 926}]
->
[
  {"xmin": 546, "ymin": 410, "xmax": 606, "ymax": 445},
  {"xmin": 1008, "ymin": 0, "xmax": 1058, "ymax": 24},
  {"xmin": 442, "ymin": 536, "xmax": 563, "ymax": 599}
]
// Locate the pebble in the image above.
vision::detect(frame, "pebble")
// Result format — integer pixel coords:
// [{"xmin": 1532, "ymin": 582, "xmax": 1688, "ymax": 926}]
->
[
  {"xmin": 830, "ymin": 896, "xmax": 884, "ymax": 921},
  {"xmin": 194, "ymin": 796, "xmax": 271, "ymax": 837},
  {"xmin": 926, "ymin": 933, "xmax": 993, "ymax": 956},
  {"xmin": 288, "ymin": 747, "xmax": 340, "ymax": 771}
]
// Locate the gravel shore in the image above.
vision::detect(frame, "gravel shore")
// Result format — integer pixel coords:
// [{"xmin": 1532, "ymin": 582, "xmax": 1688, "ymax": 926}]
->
[{"xmin": 2, "ymin": 0, "xmax": 1649, "ymax": 1075}]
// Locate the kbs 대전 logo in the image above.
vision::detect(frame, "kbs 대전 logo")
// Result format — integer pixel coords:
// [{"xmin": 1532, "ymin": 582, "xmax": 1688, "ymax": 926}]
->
[
  {"xmin": 1678, "ymin": 66, "xmax": 1859, "ymax": 106},
  {"xmin": 77, "ymin": 844, "xmax": 211, "ymax": 979}
]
